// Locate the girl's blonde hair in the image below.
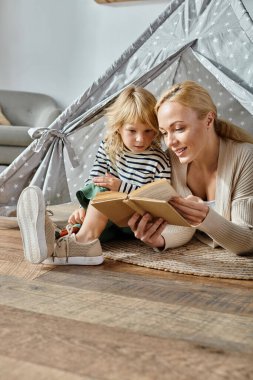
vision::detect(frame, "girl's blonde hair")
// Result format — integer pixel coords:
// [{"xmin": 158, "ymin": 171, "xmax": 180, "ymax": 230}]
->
[
  {"xmin": 156, "ymin": 80, "xmax": 253, "ymax": 144},
  {"xmin": 104, "ymin": 86, "xmax": 160, "ymax": 163}
]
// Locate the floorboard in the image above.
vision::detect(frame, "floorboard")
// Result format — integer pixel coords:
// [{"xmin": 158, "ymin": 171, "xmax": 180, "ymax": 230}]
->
[
  {"xmin": 1, "ymin": 305, "xmax": 253, "ymax": 380},
  {"xmin": 1, "ymin": 227, "xmax": 253, "ymax": 379},
  {"xmin": 39, "ymin": 265, "xmax": 253, "ymax": 316},
  {"xmin": 0, "ymin": 355, "xmax": 86, "ymax": 380}
]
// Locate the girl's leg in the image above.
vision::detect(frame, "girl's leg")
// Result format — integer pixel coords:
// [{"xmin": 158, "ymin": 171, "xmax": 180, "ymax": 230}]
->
[{"xmin": 75, "ymin": 204, "xmax": 108, "ymax": 243}]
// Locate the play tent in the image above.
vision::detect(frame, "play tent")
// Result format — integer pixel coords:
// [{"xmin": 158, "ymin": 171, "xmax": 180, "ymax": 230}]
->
[{"xmin": 0, "ymin": 0, "xmax": 253, "ymax": 216}]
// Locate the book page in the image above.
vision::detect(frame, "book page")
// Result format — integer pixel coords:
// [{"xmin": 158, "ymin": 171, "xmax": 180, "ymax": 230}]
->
[
  {"xmin": 130, "ymin": 198, "xmax": 190, "ymax": 227},
  {"xmin": 130, "ymin": 179, "xmax": 178, "ymax": 201},
  {"xmin": 92, "ymin": 190, "xmax": 126, "ymax": 203}
]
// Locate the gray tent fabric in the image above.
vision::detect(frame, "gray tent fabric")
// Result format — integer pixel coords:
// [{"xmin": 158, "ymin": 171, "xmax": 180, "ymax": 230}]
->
[{"xmin": 0, "ymin": 0, "xmax": 253, "ymax": 216}]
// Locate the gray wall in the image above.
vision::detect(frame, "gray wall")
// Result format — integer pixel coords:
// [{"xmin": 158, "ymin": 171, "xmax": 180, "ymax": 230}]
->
[{"xmin": 0, "ymin": 0, "xmax": 168, "ymax": 108}]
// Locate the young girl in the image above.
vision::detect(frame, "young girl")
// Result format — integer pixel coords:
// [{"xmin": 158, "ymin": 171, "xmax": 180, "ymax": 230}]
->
[{"xmin": 17, "ymin": 86, "xmax": 171, "ymax": 265}]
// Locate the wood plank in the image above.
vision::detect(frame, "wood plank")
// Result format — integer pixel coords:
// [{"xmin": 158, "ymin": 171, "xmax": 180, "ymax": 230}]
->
[
  {"xmin": 0, "ymin": 276, "xmax": 252, "ymax": 353},
  {"xmin": 1, "ymin": 305, "xmax": 253, "ymax": 380},
  {"xmin": 97, "ymin": 259, "xmax": 253, "ymax": 289},
  {"xmin": 2, "ymin": 227, "xmax": 253, "ymax": 288},
  {"xmin": 38, "ymin": 265, "xmax": 253, "ymax": 316},
  {"xmin": 0, "ymin": 355, "xmax": 86, "ymax": 380},
  {"xmin": 1, "ymin": 227, "xmax": 253, "ymax": 378}
]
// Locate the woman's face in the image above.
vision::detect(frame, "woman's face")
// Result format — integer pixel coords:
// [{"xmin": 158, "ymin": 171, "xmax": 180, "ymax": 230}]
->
[{"xmin": 157, "ymin": 101, "xmax": 212, "ymax": 164}]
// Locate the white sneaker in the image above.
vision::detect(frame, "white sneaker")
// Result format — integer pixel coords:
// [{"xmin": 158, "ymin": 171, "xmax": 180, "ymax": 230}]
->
[
  {"xmin": 42, "ymin": 233, "xmax": 104, "ymax": 265},
  {"xmin": 17, "ymin": 186, "xmax": 55, "ymax": 264},
  {"xmin": 17, "ymin": 186, "xmax": 104, "ymax": 266}
]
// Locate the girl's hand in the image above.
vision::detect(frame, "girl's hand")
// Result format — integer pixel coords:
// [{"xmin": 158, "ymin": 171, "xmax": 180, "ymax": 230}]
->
[
  {"xmin": 92, "ymin": 173, "xmax": 122, "ymax": 191},
  {"xmin": 68, "ymin": 208, "xmax": 86, "ymax": 225},
  {"xmin": 128, "ymin": 213, "xmax": 168, "ymax": 249},
  {"xmin": 169, "ymin": 195, "xmax": 209, "ymax": 226}
]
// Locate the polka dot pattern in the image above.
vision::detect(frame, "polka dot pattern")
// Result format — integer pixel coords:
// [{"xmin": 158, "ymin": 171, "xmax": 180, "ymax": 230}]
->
[{"xmin": 0, "ymin": 0, "xmax": 252, "ymax": 211}]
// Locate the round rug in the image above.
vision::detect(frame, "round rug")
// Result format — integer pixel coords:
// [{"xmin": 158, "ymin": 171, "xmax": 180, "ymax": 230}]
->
[{"xmin": 102, "ymin": 238, "xmax": 253, "ymax": 279}]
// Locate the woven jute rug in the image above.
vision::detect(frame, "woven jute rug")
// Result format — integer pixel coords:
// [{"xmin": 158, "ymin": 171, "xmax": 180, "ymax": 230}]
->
[{"xmin": 102, "ymin": 238, "xmax": 253, "ymax": 280}]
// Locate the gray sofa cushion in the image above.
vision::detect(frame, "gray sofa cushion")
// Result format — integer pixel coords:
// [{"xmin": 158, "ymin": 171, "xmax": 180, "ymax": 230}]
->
[
  {"xmin": 0, "ymin": 90, "xmax": 62, "ymax": 165},
  {"xmin": 0, "ymin": 107, "xmax": 11, "ymax": 125},
  {"xmin": 0, "ymin": 125, "xmax": 32, "ymax": 146},
  {"xmin": 0, "ymin": 90, "xmax": 61, "ymax": 128}
]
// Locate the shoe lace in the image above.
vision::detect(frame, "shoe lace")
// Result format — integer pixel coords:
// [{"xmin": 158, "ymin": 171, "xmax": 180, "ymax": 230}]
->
[
  {"xmin": 46, "ymin": 209, "xmax": 60, "ymax": 235},
  {"xmin": 46, "ymin": 209, "xmax": 54, "ymax": 217},
  {"xmin": 53, "ymin": 224, "xmax": 74, "ymax": 263}
]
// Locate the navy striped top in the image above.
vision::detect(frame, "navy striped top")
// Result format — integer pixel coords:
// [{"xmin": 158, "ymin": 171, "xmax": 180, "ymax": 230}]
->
[{"xmin": 86, "ymin": 140, "xmax": 171, "ymax": 194}]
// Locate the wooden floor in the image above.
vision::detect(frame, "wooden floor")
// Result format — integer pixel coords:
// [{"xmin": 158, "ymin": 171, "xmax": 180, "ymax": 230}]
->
[{"xmin": 1, "ymin": 228, "xmax": 253, "ymax": 380}]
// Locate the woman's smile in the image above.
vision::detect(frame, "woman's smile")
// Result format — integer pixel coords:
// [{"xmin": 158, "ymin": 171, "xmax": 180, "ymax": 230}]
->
[{"xmin": 174, "ymin": 147, "xmax": 187, "ymax": 156}]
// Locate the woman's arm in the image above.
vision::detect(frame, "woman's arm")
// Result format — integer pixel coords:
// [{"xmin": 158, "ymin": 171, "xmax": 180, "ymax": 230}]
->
[
  {"xmin": 170, "ymin": 146, "xmax": 253, "ymax": 255},
  {"xmin": 128, "ymin": 212, "xmax": 195, "ymax": 250},
  {"xmin": 170, "ymin": 196, "xmax": 253, "ymax": 254},
  {"xmin": 197, "ymin": 199, "xmax": 253, "ymax": 254},
  {"xmin": 169, "ymin": 141, "xmax": 253, "ymax": 254},
  {"xmin": 204, "ymin": 144, "xmax": 253, "ymax": 254}
]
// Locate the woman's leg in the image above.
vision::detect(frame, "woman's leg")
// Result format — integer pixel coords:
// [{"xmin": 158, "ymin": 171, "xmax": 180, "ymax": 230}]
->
[{"xmin": 75, "ymin": 204, "xmax": 108, "ymax": 243}]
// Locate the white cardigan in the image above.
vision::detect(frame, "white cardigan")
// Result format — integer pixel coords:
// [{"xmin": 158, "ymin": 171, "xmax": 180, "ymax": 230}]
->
[{"xmin": 162, "ymin": 138, "xmax": 253, "ymax": 254}]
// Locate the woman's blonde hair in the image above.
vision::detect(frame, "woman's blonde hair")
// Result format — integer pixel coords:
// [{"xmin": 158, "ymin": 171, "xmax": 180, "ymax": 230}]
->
[
  {"xmin": 104, "ymin": 86, "xmax": 160, "ymax": 163},
  {"xmin": 156, "ymin": 80, "xmax": 253, "ymax": 144}
]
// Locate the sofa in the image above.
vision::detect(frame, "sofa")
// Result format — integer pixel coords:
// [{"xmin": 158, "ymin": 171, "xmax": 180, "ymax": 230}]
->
[{"xmin": 0, "ymin": 90, "xmax": 62, "ymax": 165}]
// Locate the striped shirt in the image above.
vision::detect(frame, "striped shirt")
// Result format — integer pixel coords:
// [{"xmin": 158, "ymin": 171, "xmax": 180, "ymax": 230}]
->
[{"xmin": 86, "ymin": 140, "xmax": 171, "ymax": 193}]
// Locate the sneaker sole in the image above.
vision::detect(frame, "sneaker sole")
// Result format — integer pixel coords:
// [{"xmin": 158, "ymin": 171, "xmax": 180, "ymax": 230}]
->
[
  {"xmin": 17, "ymin": 186, "xmax": 47, "ymax": 264},
  {"xmin": 42, "ymin": 255, "xmax": 104, "ymax": 265}
]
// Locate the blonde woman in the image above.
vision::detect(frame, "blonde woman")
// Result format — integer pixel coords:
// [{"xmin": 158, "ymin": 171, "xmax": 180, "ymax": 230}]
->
[
  {"xmin": 17, "ymin": 86, "xmax": 171, "ymax": 265},
  {"xmin": 128, "ymin": 80, "xmax": 253, "ymax": 255}
]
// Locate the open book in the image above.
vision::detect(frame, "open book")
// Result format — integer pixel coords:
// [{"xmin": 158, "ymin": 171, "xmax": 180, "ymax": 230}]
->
[{"xmin": 91, "ymin": 179, "xmax": 190, "ymax": 228}]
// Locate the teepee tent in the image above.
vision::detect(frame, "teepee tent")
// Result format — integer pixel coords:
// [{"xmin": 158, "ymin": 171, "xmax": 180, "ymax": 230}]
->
[{"xmin": 0, "ymin": 0, "xmax": 253, "ymax": 216}]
